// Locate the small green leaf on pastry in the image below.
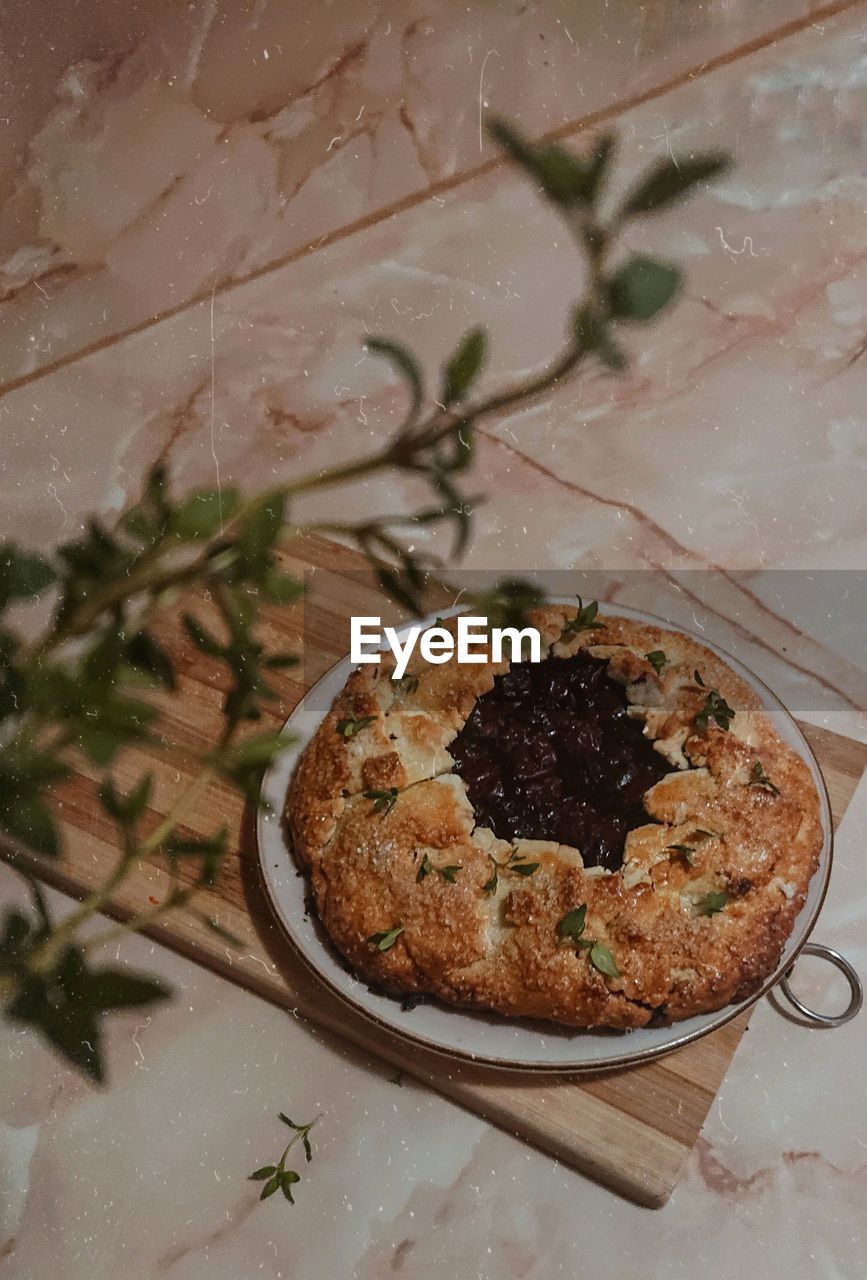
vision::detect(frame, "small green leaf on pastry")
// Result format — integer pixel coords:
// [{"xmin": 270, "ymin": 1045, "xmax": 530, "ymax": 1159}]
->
[{"xmin": 368, "ymin": 925, "xmax": 404, "ymax": 951}]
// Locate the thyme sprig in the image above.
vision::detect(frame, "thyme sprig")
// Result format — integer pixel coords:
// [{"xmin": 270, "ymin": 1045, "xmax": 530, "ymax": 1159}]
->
[
  {"xmin": 416, "ymin": 853, "xmax": 463, "ymax": 883},
  {"xmin": 249, "ymin": 1113, "xmax": 319, "ymax": 1204},
  {"xmin": 695, "ymin": 891, "xmax": 729, "ymax": 917},
  {"xmin": 336, "ymin": 716, "xmax": 376, "ymax": 738},
  {"xmin": 563, "ymin": 596, "xmax": 605, "ymax": 636},
  {"xmin": 667, "ymin": 828, "xmax": 719, "ymax": 866},
  {"xmin": 368, "ymin": 925, "xmax": 404, "ymax": 951},
  {"xmin": 483, "ymin": 847, "xmax": 540, "ymax": 895},
  {"xmin": 693, "ymin": 672, "xmax": 736, "ymax": 732},
  {"xmin": 556, "ymin": 904, "xmax": 620, "ymax": 977},
  {"xmin": 0, "ymin": 116, "xmax": 729, "ymax": 1083},
  {"xmin": 645, "ymin": 650, "xmax": 667, "ymax": 675},
  {"xmin": 363, "ymin": 788, "xmax": 400, "ymax": 815},
  {"xmin": 749, "ymin": 760, "xmax": 780, "ymax": 795}
]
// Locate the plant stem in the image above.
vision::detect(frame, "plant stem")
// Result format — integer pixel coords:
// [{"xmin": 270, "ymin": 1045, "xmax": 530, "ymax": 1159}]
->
[
  {"xmin": 283, "ymin": 448, "xmax": 393, "ymax": 498},
  {"xmin": 465, "ymin": 338, "xmax": 586, "ymax": 424},
  {"xmin": 141, "ymin": 768, "xmax": 217, "ymax": 857},
  {"xmin": 82, "ymin": 886, "xmax": 191, "ymax": 954},
  {"xmin": 278, "ymin": 1118, "xmax": 319, "ymax": 1169},
  {"xmin": 26, "ymin": 764, "xmax": 217, "ymax": 975}
]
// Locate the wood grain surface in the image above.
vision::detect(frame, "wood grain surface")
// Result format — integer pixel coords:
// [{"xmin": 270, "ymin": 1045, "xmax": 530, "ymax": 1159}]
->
[{"xmin": 7, "ymin": 536, "xmax": 865, "ymax": 1207}]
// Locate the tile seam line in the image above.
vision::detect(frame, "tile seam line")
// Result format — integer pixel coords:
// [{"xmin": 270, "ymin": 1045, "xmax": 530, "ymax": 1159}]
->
[
  {"xmin": 1, "ymin": 0, "xmax": 863, "ymax": 401},
  {"xmin": 480, "ymin": 428, "xmax": 865, "ymax": 714}
]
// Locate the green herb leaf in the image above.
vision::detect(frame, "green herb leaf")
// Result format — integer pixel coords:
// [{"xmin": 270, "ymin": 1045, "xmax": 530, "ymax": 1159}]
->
[
  {"xmin": 620, "ymin": 154, "xmax": 730, "ymax": 218},
  {"xmin": 487, "ymin": 117, "xmax": 597, "ymax": 207},
  {"xmin": 99, "ymin": 773, "xmax": 153, "ymax": 826},
  {"xmin": 58, "ymin": 520, "xmax": 132, "ymax": 582},
  {"xmin": 557, "ymin": 905, "xmax": 588, "ymax": 943},
  {"xmin": 396, "ymin": 673, "xmax": 419, "ymax": 695},
  {"xmin": 0, "ymin": 793, "xmax": 60, "ymax": 858},
  {"xmin": 165, "ymin": 829, "xmax": 228, "ymax": 886},
  {"xmin": 261, "ymin": 569, "xmax": 303, "ymax": 604},
  {"xmin": 249, "ymin": 1166, "xmax": 277, "ymax": 1181},
  {"xmin": 126, "ymin": 630, "xmax": 176, "ymax": 690},
  {"xmin": 695, "ymin": 688, "xmax": 736, "ymax": 732},
  {"xmin": 164, "ymin": 831, "xmax": 228, "ymax": 857},
  {"xmin": 667, "ymin": 843, "xmax": 696, "ymax": 865},
  {"xmin": 119, "ymin": 506, "xmax": 154, "ymax": 542},
  {"xmin": 85, "ymin": 968, "xmax": 172, "ymax": 1011},
  {"xmin": 442, "ymin": 327, "xmax": 487, "ymax": 406},
  {"xmin": 363, "ymin": 787, "xmax": 399, "ymax": 815},
  {"xmin": 281, "ymin": 1170, "xmax": 301, "ymax": 1202},
  {"xmin": 563, "ymin": 596, "xmax": 604, "ymax": 636},
  {"xmin": 469, "ymin": 579, "xmax": 545, "ymax": 631},
  {"xmin": 438, "ymin": 864, "xmax": 463, "ymax": 883},
  {"xmin": 6, "ymin": 947, "xmax": 170, "ymax": 1083},
  {"xmin": 221, "ymin": 733, "xmax": 286, "ymax": 767},
  {"xmin": 198, "ymin": 913, "xmax": 246, "ymax": 948},
  {"xmin": 182, "ymin": 614, "xmax": 225, "ymax": 657},
  {"xmin": 0, "ymin": 909, "xmax": 35, "ymax": 961},
  {"xmin": 368, "ymin": 925, "xmax": 404, "ymax": 951},
  {"xmin": 264, "ymin": 652, "xmax": 300, "ymax": 671},
  {"xmin": 260, "ymin": 1174, "xmax": 281, "ymax": 1200},
  {"xmin": 0, "ymin": 545, "xmax": 57, "ymax": 606},
  {"xmin": 589, "ymin": 942, "xmax": 620, "ymax": 977},
  {"xmin": 22, "ymin": 874, "xmax": 52, "ymax": 935},
  {"xmin": 237, "ymin": 494, "xmax": 286, "ymax": 565},
  {"xmin": 365, "ymin": 337, "xmax": 425, "ymax": 426},
  {"xmin": 120, "ymin": 464, "xmax": 171, "ymax": 543},
  {"xmin": 416, "ymin": 852, "xmax": 432, "ymax": 883},
  {"xmin": 645, "ymin": 650, "xmax": 667, "ymax": 675},
  {"xmin": 694, "ymin": 670, "xmax": 705, "ymax": 687},
  {"xmin": 72, "ymin": 690, "xmax": 160, "ymax": 765},
  {"xmin": 171, "ymin": 488, "xmax": 238, "ymax": 539},
  {"xmin": 374, "ymin": 567, "xmax": 422, "ymax": 616},
  {"xmin": 586, "ymin": 132, "xmax": 617, "ymax": 202},
  {"xmin": 510, "ymin": 861, "xmax": 539, "ymax": 877},
  {"xmin": 336, "ymin": 715, "xmax": 375, "ymax": 738},
  {"xmin": 609, "ymin": 256, "xmax": 681, "ymax": 323},
  {"xmin": 748, "ymin": 760, "xmax": 780, "ymax": 796},
  {"xmin": 695, "ymin": 890, "xmax": 729, "ymax": 917},
  {"xmin": 572, "ymin": 304, "xmax": 627, "ymax": 370}
]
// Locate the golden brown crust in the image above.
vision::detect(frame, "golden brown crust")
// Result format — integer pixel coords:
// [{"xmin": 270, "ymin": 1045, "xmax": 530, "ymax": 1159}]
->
[{"xmin": 286, "ymin": 607, "xmax": 823, "ymax": 1029}]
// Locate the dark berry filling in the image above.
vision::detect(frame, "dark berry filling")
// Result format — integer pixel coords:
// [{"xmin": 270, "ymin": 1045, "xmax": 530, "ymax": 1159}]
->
[{"xmin": 449, "ymin": 651, "xmax": 668, "ymax": 870}]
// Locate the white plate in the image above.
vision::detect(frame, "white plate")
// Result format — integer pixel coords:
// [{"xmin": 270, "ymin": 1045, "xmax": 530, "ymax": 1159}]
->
[{"xmin": 257, "ymin": 603, "xmax": 833, "ymax": 1072}]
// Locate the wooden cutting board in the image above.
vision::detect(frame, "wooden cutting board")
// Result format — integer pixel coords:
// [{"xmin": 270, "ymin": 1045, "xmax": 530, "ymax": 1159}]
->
[{"xmin": 10, "ymin": 536, "xmax": 866, "ymax": 1207}]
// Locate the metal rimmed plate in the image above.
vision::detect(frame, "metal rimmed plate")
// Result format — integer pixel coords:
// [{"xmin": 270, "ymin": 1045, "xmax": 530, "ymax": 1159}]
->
[{"xmin": 257, "ymin": 603, "xmax": 834, "ymax": 1072}]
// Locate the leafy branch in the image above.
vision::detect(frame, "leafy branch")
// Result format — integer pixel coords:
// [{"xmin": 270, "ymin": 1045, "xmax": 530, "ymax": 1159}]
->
[{"xmin": 0, "ymin": 116, "xmax": 729, "ymax": 1083}]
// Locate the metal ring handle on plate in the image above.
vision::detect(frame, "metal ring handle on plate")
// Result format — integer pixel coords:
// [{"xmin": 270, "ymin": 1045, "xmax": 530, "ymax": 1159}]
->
[{"xmin": 777, "ymin": 942, "xmax": 862, "ymax": 1027}]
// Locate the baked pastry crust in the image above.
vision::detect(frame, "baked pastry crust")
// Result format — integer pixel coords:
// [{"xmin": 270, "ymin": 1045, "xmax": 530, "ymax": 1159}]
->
[{"xmin": 286, "ymin": 607, "xmax": 823, "ymax": 1029}]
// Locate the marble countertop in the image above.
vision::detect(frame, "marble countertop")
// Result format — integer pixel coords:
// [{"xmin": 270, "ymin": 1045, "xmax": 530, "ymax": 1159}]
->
[
  {"xmin": 1, "ymin": 1, "xmax": 866, "ymax": 1276},
  {"xmin": 2, "ymin": 777, "xmax": 866, "ymax": 1280}
]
